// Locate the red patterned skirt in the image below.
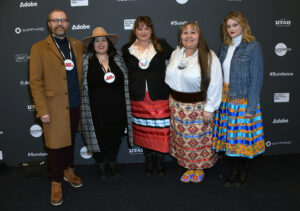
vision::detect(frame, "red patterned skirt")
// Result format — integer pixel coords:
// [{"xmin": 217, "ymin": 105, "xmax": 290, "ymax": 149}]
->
[
  {"xmin": 131, "ymin": 92, "xmax": 170, "ymax": 153},
  {"xmin": 169, "ymin": 96, "xmax": 218, "ymax": 169}
]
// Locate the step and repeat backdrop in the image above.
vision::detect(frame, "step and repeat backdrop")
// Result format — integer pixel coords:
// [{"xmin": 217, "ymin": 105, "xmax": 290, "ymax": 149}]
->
[{"xmin": 0, "ymin": 0, "xmax": 298, "ymax": 166}]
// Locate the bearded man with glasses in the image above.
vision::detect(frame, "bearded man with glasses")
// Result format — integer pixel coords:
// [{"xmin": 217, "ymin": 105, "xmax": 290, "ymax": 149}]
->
[{"xmin": 29, "ymin": 9, "xmax": 83, "ymax": 206}]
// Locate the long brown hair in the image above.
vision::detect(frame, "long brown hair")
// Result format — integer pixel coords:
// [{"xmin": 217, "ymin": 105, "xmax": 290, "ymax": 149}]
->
[
  {"xmin": 179, "ymin": 21, "xmax": 211, "ymax": 98},
  {"xmin": 222, "ymin": 11, "xmax": 255, "ymax": 45},
  {"xmin": 129, "ymin": 16, "xmax": 162, "ymax": 52}
]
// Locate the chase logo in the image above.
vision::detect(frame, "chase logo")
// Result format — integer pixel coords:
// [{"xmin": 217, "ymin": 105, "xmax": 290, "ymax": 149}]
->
[
  {"xmin": 15, "ymin": 54, "xmax": 30, "ymax": 62},
  {"xmin": 72, "ymin": 24, "xmax": 91, "ymax": 30},
  {"xmin": 20, "ymin": 2, "xmax": 38, "ymax": 7}
]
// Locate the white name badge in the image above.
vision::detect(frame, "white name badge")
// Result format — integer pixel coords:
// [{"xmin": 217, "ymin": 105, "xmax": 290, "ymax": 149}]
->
[
  {"xmin": 139, "ymin": 59, "xmax": 149, "ymax": 70},
  {"xmin": 104, "ymin": 72, "xmax": 115, "ymax": 83},
  {"xmin": 64, "ymin": 59, "xmax": 74, "ymax": 71}
]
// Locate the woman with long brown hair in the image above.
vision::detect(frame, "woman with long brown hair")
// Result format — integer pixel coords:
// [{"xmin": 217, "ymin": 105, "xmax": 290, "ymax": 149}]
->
[
  {"xmin": 165, "ymin": 21, "xmax": 223, "ymax": 183},
  {"xmin": 122, "ymin": 16, "xmax": 173, "ymax": 176}
]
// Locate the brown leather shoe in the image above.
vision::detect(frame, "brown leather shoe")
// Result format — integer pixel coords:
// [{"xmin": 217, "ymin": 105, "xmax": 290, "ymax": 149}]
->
[
  {"xmin": 51, "ymin": 181, "xmax": 63, "ymax": 206},
  {"xmin": 63, "ymin": 167, "xmax": 83, "ymax": 188}
]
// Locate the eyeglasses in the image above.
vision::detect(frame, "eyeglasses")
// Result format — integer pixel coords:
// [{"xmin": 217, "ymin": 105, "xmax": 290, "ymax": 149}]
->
[{"xmin": 49, "ymin": 19, "xmax": 68, "ymax": 23}]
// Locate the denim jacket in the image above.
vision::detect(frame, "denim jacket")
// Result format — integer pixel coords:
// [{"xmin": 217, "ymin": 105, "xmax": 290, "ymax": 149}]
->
[{"xmin": 219, "ymin": 41, "xmax": 263, "ymax": 115}]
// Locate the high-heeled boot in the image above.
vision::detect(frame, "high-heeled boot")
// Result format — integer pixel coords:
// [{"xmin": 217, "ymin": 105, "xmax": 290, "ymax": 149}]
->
[
  {"xmin": 145, "ymin": 154, "xmax": 154, "ymax": 176},
  {"xmin": 155, "ymin": 152, "xmax": 165, "ymax": 176},
  {"xmin": 235, "ymin": 158, "xmax": 249, "ymax": 188},
  {"xmin": 225, "ymin": 157, "xmax": 238, "ymax": 187},
  {"xmin": 96, "ymin": 160, "xmax": 107, "ymax": 180},
  {"xmin": 107, "ymin": 160, "xmax": 120, "ymax": 178}
]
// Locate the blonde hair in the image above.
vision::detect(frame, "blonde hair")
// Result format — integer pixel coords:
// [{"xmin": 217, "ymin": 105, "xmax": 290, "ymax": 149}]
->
[{"xmin": 222, "ymin": 11, "xmax": 255, "ymax": 45}]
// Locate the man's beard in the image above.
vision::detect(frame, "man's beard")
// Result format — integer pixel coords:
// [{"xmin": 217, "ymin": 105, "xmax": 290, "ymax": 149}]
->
[{"xmin": 53, "ymin": 26, "xmax": 67, "ymax": 38}]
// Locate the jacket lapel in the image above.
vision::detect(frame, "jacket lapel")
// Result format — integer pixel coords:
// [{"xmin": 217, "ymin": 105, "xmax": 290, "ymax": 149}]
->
[{"xmin": 46, "ymin": 35, "xmax": 64, "ymax": 63}]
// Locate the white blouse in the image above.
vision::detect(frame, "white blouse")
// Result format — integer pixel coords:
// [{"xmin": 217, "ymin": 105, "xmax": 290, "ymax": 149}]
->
[
  {"xmin": 165, "ymin": 46, "xmax": 223, "ymax": 112},
  {"xmin": 222, "ymin": 34, "xmax": 242, "ymax": 84},
  {"xmin": 128, "ymin": 41, "xmax": 157, "ymax": 91}
]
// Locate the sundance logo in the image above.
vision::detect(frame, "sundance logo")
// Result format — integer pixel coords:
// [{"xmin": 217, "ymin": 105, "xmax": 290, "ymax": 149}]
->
[
  {"xmin": 171, "ymin": 20, "xmax": 188, "ymax": 26},
  {"xmin": 71, "ymin": 0, "xmax": 89, "ymax": 7},
  {"xmin": 27, "ymin": 105, "xmax": 35, "ymax": 112},
  {"xmin": 15, "ymin": 27, "xmax": 45, "ymax": 34},
  {"xmin": 275, "ymin": 43, "xmax": 291, "ymax": 56},
  {"xmin": 274, "ymin": 93, "xmax": 290, "ymax": 103},
  {"xmin": 269, "ymin": 72, "xmax": 293, "ymax": 77},
  {"xmin": 27, "ymin": 152, "xmax": 48, "ymax": 157},
  {"xmin": 72, "ymin": 24, "xmax": 91, "ymax": 30},
  {"xmin": 30, "ymin": 124, "xmax": 42, "ymax": 138},
  {"xmin": 15, "ymin": 54, "xmax": 30, "ymax": 62},
  {"xmin": 20, "ymin": 2, "xmax": 38, "ymax": 7},
  {"xmin": 124, "ymin": 19, "xmax": 135, "ymax": 30},
  {"xmin": 19, "ymin": 80, "xmax": 30, "ymax": 86},
  {"xmin": 275, "ymin": 18, "xmax": 291, "ymax": 27},
  {"xmin": 273, "ymin": 118, "xmax": 289, "ymax": 124}
]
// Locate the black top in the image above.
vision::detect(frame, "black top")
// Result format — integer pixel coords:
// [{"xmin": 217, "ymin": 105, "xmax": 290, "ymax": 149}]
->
[
  {"xmin": 53, "ymin": 36, "xmax": 80, "ymax": 108},
  {"xmin": 87, "ymin": 55, "xmax": 126, "ymax": 150},
  {"xmin": 121, "ymin": 39, "xmax": 173, "ymax": 101}
]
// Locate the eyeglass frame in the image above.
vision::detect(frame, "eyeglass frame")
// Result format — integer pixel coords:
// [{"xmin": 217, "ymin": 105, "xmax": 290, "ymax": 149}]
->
[{"xmin": 48, "ymin": 19, "xmax": 69, "ymax": 24}]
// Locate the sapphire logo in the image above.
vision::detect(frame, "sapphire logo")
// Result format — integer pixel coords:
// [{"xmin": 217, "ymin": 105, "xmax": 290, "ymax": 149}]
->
[
  {"xmin": 71, "ymin": 0, "xmax": 89, "ymax": 7},
  {"xmin": 275, "ymin": 43, "xmax": 291, "ymax": 56},
  {"xmin": 30, "ymin": 124, "xmax": 42, "ymax": 138},
  {"xmin": 15, "ymin": 54, "xmax": 30, "ymax": 62},
  {"xmin": 124, "ymin": 19, "xmax": 136, "ymax": 30},
  {"xmin": 265, "ymin": 141, "xmax": 272, "ymax": 147},
  {"xmin": 15, "ymin": 27, "xmax": 45, "ymax": 34},
  {"xmin": 273, "ymin": 118, "xmax": 288, "ymax": 124},
  {"xmin": 72, "ymin": 24, "xmax": 91, "ymax": 30},
  {"xmin": 275, "ymin": 18, "xmax": 291, "ymax": 27},
  {"xmin": 269, "ymin": 72, "xmax": 293, "ymax": 77},
  {"xmin": 20, "ymin": 2, "xmax": 38, "ymax": 7},
  {"xmin": 170, "ymin": 20, "xmax": 188, "ymax": 26},
  {"xmin": 274, "ymin": 93, "xmax": 290, "ymax": 103},
  {"xmin": 15, "ymin": 27, "xmax": 22, "ymax": 34}
]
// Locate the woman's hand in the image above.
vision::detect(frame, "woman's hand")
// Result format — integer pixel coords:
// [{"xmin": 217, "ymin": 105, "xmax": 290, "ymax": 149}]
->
[
  {"xmin": 245, "ymin": 113, "xmax": 254, "ymax": 118},
  {"xmin": 203, "ymin": 110, "xmax": 214, "ymax": 125}
]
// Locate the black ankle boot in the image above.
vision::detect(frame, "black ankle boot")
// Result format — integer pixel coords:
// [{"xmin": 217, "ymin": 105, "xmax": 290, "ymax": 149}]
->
[
  {"xmin": 225, "ymin": 158, "xmax": 238, "ymax": 187},
  {"xmin": 155, "ymin": 153, "xmax": 165, "ymax": 176},
  {"xmin": 235, "ymin": 158, "xmax": 249, "ymax": 188},
  {"xmin": 145, "ymin": 154, "xmax": 154, "ymax": 176},
  {"xmin": 96, "ymin": 161, "xmax": 107, "ymax": 180},
  {"xmin": 107, "ymin": 161, "xmax": 120, "ymax": 178}
]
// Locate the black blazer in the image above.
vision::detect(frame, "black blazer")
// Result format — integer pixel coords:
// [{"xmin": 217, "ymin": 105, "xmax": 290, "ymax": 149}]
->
[{"xmin": 121, "ymin": 39, "xmax": 174, "ymax": 101}]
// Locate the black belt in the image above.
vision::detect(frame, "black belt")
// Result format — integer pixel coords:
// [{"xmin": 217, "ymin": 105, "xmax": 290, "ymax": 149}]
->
[{"xmin": 170, "ymin": 89, "xmax": 205, "ymax": 103}]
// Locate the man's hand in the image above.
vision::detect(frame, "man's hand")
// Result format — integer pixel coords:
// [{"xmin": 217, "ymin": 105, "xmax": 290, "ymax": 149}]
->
[{"xmin": 41, "ymin": 114, "xmax": 50, "ymax": 123}]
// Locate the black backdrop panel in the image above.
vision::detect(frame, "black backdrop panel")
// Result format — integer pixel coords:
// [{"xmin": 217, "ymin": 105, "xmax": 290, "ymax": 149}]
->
[{"xmin": 0, "ymin": 0, "xmax": 298, "ymax": 166}]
